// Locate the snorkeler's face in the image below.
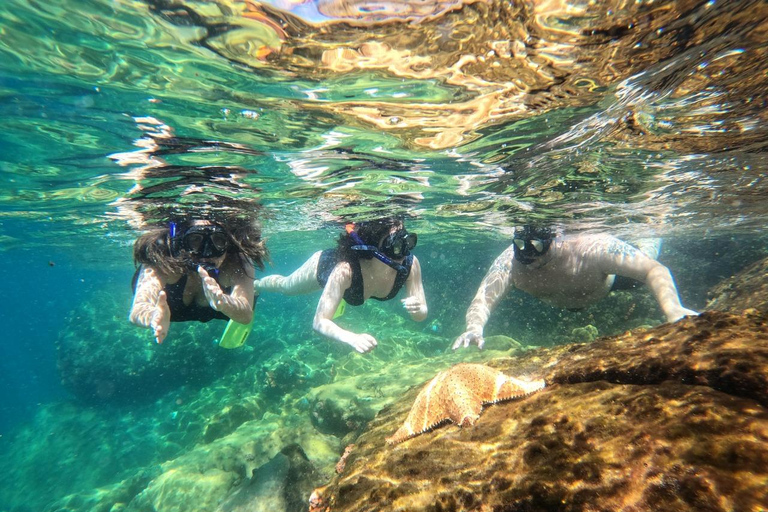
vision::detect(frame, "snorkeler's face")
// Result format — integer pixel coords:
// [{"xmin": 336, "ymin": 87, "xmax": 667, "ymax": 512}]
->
[
  {"xmin": 513, "ymin": 237, "xmax": 550, "ymax": 264},
  {"xmin": 182, "ymin": 223, "xmax": 229, "ymax": 259},
  {"xmin": 379, "ymin": 227, "xmax": 417, "ymax": 259}
]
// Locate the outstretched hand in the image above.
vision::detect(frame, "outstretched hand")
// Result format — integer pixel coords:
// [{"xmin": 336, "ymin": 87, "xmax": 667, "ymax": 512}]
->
[
  {"xmin": 667, "ymin": 307, "xmax": 700, "ymax": 323},
  {"xmin": 344, "ymin": 333, "xmax": 378, "ymax": 354},
  {"xmin": 401, "ymin": 296, "xmax": 426, "ymax": 316},
  {"xmin": 150, "ymin": 291, "xmax": 170, "ymax": 344},
  {"xmin": 452, "ymin": 328, "xmax": 485, "ymax": 350},
  {"xmin": 199, "ymin": 266, "xmax": 226, "ymax": 311}
]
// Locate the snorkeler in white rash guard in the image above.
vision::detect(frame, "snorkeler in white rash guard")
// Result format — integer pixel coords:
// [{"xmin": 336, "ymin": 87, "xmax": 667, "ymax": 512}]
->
[{"xmin": 453, "ymin": 226, "xmax": 698, "ymax": 350}]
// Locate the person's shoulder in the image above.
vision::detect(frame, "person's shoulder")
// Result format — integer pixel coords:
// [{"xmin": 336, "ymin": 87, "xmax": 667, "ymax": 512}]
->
[
  {"xmin": 564, "ymin": 233, "xmax": 622, "ymax": 247},
  {"xmin": 332, "ymin": 258, "xmax": 354, "ymax": 275}
]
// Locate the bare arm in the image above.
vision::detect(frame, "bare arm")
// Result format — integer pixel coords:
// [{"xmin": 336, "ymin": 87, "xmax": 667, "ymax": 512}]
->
[
  {"xmin": 594, "ymin": 238, "xmax": 698, "ymax": 323},
  {"xmin": 453, "ymin": 245, "xmax": 516, "ymax": 349},
  {"xmin": 313, "ymin": 262, "xmax": 377, "ymax": 353},
  {"xmin": 256, "ymin": 251, "xmax": 322, "ymax": 295},
  {"xmin": 129, "ymin": 266, "xmax": 170, "ymax": 343},
  {"xmin": 401, "ymin": 256, "xmax": 428, "ymax": 321}
]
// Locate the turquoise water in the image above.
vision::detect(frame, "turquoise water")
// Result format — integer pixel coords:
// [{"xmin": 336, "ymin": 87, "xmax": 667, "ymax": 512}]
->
[{"xmin": 1, "ymin": 0, "xmax": 767, "ymax": 510}]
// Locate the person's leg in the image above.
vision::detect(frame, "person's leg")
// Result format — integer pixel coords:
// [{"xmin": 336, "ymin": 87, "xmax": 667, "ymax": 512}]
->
[{"xmin": 256, "ymin": 251, "xmax": 323, "ymax": 295}]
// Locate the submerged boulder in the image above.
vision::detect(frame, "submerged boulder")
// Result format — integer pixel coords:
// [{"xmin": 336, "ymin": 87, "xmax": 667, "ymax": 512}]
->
[
  {"xmin": 314, "ymin": 312, "xmax": 768, "ymax": 512},
  {"xmin": 706, "ymin": 255, "xmax": 768, "ymax": 314}
]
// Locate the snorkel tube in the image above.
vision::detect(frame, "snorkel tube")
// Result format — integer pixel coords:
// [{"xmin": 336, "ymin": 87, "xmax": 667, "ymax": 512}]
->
[{"xmin": 345, "ymin": 223, "xmax": 408, "ymax": 276}]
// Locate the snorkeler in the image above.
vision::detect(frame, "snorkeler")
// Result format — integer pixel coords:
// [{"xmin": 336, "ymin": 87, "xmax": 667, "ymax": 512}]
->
[
  {"xmin": 453, "ymin": 226, "xmax": 699, "ymax": 350},
  {"xmin": 255, "ymin": 217, "xmax": 428, "ymax": 353},
  {"xmin": 129, "ymin": 218, "xmax": 268, "ymax": 344}
]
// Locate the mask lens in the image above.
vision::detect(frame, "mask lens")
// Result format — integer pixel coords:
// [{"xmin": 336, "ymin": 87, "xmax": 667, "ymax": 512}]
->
[
  {"xmin": 184, "ymin": 233, "xmax": 205, "ymax": 252},
  {"xmin": 210, "ymin": 232, "xmax": 229, "ymax": 253},
  {"xmin": 182, "ymin": 227, "xmax": 228, "ymax": 256},
  {"xmin": 531, "ymin": 239, "xmax": 544, "ymax": 252},
  {"xmin": 383, "ymin": 229, "xmax": 415, "ymax": 258},
  {"xmin": 392, "ymin": 239, "xmax": 404, "ymax": 257},
  {"xmin": 513, "ymin": 239, "xmax": 526, "ymax": 250}
]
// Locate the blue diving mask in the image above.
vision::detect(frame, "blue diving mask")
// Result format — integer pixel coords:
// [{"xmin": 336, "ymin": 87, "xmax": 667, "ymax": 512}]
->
[
  {"xmin": 380, "ymin": 229, "xmax": 417, "ymax": 259},
  {"xmin": 346, "ymin": 224, "xmax": 409, "ymax": 276}
]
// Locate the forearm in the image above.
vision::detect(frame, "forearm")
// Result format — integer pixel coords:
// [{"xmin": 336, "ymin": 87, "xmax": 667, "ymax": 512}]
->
[
  {"xmin": 465, "ymin": 248, "xmax": 514, "ymax": 331},
  {"xmin": 313, "ymin": 316, "xmax": 357, "ymax": 345},
  {"xmin": 465, "ymin": 295, "xmax": 493, "ymax": 332},
  {"xmin": 646, "ymin": 264, "xmax": 687, "ymax": 321},
  {"xmin": 216, "ymin": 294, "xmax": 253, "ymax": 324},
  {"xmin": 129, "ymin": 301, "xmax": 156, "ymax": 328},
  {"xmin": 256, "ymin": 274, "xmax": 285, "ymax": 292},
  {"xmin": 130, "ymin": 268, "xmax": 163, "ymax": 327}
]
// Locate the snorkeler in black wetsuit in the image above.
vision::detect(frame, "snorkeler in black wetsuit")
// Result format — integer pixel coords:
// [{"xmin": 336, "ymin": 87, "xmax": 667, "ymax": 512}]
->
[
  {"xmin": 255, "ymin": 217, "xmax": 427, "ymax": 354},
  {"xmin": 132, "ymin": 269, "xmax": 232, "ymax": 322},
  {"xmin": 129, "ymin": 219, "xmax": 267, "ymax": 344}
]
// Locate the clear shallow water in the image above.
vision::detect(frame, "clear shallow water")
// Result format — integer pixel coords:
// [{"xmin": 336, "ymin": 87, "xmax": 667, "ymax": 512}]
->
[{"xmin": 1, "ymin": 0, "xmax": 767, "ymax": 510}]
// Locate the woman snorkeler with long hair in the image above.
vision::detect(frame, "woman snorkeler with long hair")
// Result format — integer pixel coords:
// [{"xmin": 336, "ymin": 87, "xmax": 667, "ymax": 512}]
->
[
  {"xmin": 129, "ymin": 216, "xmax": 268, "ymax": 344},
  {"xmin": 256, "ymin": 217, "xmax": 428, "ymax": 353}
]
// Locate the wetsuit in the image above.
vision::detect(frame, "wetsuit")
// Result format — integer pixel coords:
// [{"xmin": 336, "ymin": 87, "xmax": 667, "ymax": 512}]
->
[
  {"xmin": 132, "ymin": 267, "xmax": 230, "ymax": 323},
  {"xmin": 316, "ymin": 249, "xmax": 413, "ymax": 306}
]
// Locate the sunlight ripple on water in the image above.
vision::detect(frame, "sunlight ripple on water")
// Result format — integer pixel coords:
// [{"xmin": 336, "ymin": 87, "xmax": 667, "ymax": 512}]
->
[{"xmin": 0, "ymin": 0, "xmax": 766, "ymax": 245}]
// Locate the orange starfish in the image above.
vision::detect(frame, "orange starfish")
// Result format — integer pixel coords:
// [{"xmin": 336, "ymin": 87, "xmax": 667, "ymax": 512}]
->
[{"xmin": 386, "ymin": 363, "xmax": 545, "ymax": 445}]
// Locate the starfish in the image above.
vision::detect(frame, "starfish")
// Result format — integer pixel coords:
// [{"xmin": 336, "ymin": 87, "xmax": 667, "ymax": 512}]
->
[{"xmin": 386, "ymin": 363, "xmax": 545, "ymax": 445}]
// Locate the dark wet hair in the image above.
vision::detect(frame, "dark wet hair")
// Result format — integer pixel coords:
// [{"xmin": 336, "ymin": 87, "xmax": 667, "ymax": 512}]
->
[
  {"xmin": 133, "ymin": 216, "xmax": 268, "ymax": 278},
  {"xmin": 335, "ymin": 217, "xmax": 405, "ymax": 262},
  {"xmin": 515, "ymin": 225, "xmax": 554, "ymax": 243}
]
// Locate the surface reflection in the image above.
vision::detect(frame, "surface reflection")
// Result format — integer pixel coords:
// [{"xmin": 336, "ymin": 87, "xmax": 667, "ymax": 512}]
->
[{"xmin": 147, "ymin": 0, "xmax": 768, "ymax": 151}]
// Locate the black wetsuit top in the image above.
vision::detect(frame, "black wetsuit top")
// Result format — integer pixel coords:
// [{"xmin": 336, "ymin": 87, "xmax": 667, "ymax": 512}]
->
[
  {"xmin": 132, "ymin": 267, "xmax": 230, "ymax": 323},
  {"xmin": 316, "ymin": 249, "xmax": 413, "ymax": 306}
]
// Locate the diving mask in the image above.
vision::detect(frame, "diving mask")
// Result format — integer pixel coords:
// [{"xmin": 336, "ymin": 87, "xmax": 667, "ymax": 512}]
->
[
  {"xmin": 181, "ymin": 224, "xmax": 229, "ymax": 258},
  {"xmin": 380, "ymin": 229, "xmax": 417, "ymax": 259},
  {"xmin": 512, "ymin": 224, "xmax": 555, "ymax": 265}
]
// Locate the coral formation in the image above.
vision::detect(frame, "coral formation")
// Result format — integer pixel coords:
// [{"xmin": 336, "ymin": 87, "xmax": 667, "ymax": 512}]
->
[{"xmin": 314, "ymin": 312, "xmax": 768, "ymax": 512}]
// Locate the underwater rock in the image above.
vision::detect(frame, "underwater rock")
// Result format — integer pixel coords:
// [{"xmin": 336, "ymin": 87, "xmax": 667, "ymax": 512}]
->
[
  {"xmin": 203, "ymin": 403, "xmax": 264, "ymax": 444},
  {"xmin": 570, "ymin": 324, "xmax": 598, "ymax": 342},
  {"xmin": 215, "ymin": 444, "xmax": 318, "ymax": 512},
  {"xmin": 259, "ymin": 355, "xmax": 331, "ymax": 400},
  {"xmin": 481, "ymin": 334, "xmax": 524, "ymax": 350},
  {"xmin": 706, "ymin": 255, "xmax": 768, "ymax": 314},
  {"xmin": 313, "ymin": 311, "xmax": 768, "ymax": 512},
  {"xmin": 310, "ymin": 392, "xmax": 376, "ymax": 439}
]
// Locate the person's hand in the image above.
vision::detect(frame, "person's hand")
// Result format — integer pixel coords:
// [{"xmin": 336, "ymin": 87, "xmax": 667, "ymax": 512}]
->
[
  {"xmin": 667, "ymin": 307, "xmax": 699, "ymax": 323},
  {"xmin": 401, "ymin": 296, "xmax": 426, "ymax": 316},
  {"xmin": 199, "ymin": 266, "xmax": 226, "ymax": 311},
  {"xmin": 150, "ymin": 291, "xmax": 170, "ymax": 344},
  {"xmin": 343, "ymin": 333, "xmax": 378, "ymax": 354},
  {"xmin": 452, "ymin": 327, "xmax": 485, "ymax": 350}
]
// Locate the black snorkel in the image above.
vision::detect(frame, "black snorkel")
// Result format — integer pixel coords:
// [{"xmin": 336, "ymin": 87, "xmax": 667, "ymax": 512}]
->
[{"xmin": 346, "ymin": 224, "xmax": 409, "ymax": 276}]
